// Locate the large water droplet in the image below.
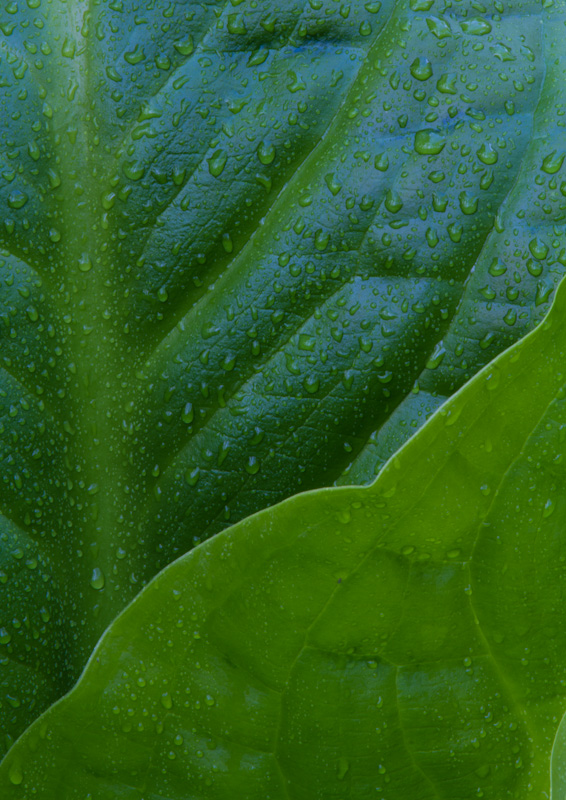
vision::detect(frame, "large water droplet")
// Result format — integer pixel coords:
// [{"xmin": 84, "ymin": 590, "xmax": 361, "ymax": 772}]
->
[
  {"xmin": 208, "ymin": 149, "xmax": 227, "ymax": 177},
  {"xmin": 410, "ymin": 57, "xmax": 433, "ymax": 81},
  {"xmin": 414, "ymin": 129, "xmax": 445, "ymax": 155}
]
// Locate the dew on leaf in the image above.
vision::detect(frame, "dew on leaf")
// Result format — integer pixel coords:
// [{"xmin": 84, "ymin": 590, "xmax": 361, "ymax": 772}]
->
[
  {"xmin": 90, "ymin": 568, "xmax": 105, "ymax": 590},
  {"xmin": 410, "ymin": 57, "xmax": 433, "ymax": 81},
  {"xmin": 208, "ymin": 150, "xmax": 228, "ymax": 177},
  {"xmin": 414, "ymin": 129, "xmax": 445, "ymax": 155}
]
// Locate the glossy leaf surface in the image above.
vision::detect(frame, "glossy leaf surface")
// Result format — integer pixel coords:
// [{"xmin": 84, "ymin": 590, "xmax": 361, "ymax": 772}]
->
[
  {"xmin": 1, "ymin": 0, "xmax": 565, "ymax": 756},
  {"xmin": 3, "ymin": 279, "xmax": 566, "ymax": 798}
]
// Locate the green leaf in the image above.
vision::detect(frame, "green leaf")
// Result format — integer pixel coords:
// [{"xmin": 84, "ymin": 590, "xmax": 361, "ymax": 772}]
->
[
  {"xmin": 1, "ymin": 0, "xmax": 565, "ymax": 755},
  {"xmin": 3, "ymin": 280, "xmax": 566, "ymax": 797}
]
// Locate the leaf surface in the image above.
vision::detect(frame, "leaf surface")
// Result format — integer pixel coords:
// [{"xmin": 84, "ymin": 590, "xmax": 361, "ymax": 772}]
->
[
  {"xmin": 3, "ymin": 279, "xmax": 566, "ymax": 797},
  {"xmin": 1, "ymin": 0, "xmax": 565, "ymax": 753}
]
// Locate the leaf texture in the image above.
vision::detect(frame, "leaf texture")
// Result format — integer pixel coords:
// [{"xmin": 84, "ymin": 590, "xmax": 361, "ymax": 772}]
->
[
  {"xmin": 0, "ymin": 0, "xmax": 565, "ymax": 754},
  {"xmin": 3, "ymin": 274, "xmax": 566, "ymax": 798}
]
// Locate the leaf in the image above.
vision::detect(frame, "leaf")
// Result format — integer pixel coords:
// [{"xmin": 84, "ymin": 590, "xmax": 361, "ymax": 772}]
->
[
  {"xmin": 551, "ymin": 710, "xmax": 566, "ymax": 799},
  {"xmin": 0, "ymin": 0, "xmax": 564, "ymax": 754},
  {"xmin": 3, "ymin": 279, "xmax": 566, "ymax": 797}
]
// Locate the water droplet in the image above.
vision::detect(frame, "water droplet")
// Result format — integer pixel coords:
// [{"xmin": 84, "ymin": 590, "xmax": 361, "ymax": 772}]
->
[
  {"xmin": 106, "ymin": 65, "xmax": 123, "ymax": 82},
  {"xmin": 527, "ymin": 259, "xmax": 543, "ymax": 278},
  {"xmin": 426, "ymin": 15, "xmax": 452, "ymax": 39},
  {"xmin": 185, "ymin": 467, "xmax": 200, "ymax": 486},
  {"xmin": 543, "ymin": 498, "xmax": 555, "ymax": 518},
  {"xmin": 304, "ymin": 376, "xmax": 320, "ymax": 394},
  {"xmin": 314, "ymin": 229, "xmax": 329, "ymax": 250},
  {"xmin": 477, "ymin": 143, "xmax": 498, "ymax": 165},
  {"xmin": 257, "ymin": 140, "xmax": 275, "ymax": 165},
  {"xmin": 535, "ymin": 277, "xmax": 554, "ymax": 307},
  {"xmin": 208, "ymin": 149, "xmax": 227, "ymax": 177},
  {"xmin": 488, "ymin": 257, "xmax": 506, "ymax": 277},
  {"xmin": 245, "ymin": 456, "xmax": 260, "ymax": 474},
  {"xmin": 324, "ymin": 172, "xmax": 342, "ymax": 196},
  {"xmin": 7, "ymin": 190, "xmax": 28, "ymax": 209},
  {"xmin": 0, "ymin": 627, "xmax": 12, "ymax": 644},
  {"xmin": 124, "ymin": 44, "xmax": 145, "ymax": 64},
  {"xmin": 298, "ymin": 334, "xmax": 315, "ymax": 351},
  {"xmin": 426, "ymin": 343, "xmax": 445, "ymax": 369},
  {"xmin": 78, "ymin": 253, "xmax": 92, "ymax": 272},
  {"xmin": 436, "ymin": 73, "xmax": 457, "ymax": 94},
  {"xmin": 227, "ymin": 13, "xmax": 247, "ymax": 34},
  {"xmin": 461, "ymin": 17, "xmax": 492, "ymax": 34},
  {"xmin": 8, "ymin": 763, "xmax": 22, "ymax": 785},
  {"xmin": 410, "ymin": 57, "xmax": 433, "ymax": 81},
  {"xmin": 384, "ymin": 189, "xmax": 403, "ymax": 212},
  {"xmin": 182, "ymin": 402, "xmax": 194, "ymax": 424},
  {"xmin": 123, "ymin": 161, "xmax": 145, "ymax": 181},
  {"xmin": 374, "ymin": 153, "xmax": 389, "ymax": 171},
  {"xmin": 173, "ymin": 35, "xmax": 193, "ymax": 56},
  {"xmin": 529, "ymin": 237, "xmax": 548, "ymax": 261},
  {"xmin": 542, "ymin": 151, "xmax": 564, "ymax": 174},
  {"xmin": 414, "ymin": 129, "xmax": 445, "ymax": 155},
  {"xmin": 459, "ymin": 191, "xmax": 478, "ymax": 215},
  {"xmin": 90, "ymin": 567, "xmax": 105, "ymax": 590}
]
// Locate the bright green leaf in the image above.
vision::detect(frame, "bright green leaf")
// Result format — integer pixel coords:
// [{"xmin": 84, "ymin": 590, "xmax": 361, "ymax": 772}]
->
[
  {"xmin": 1, "ymin": 0, "xmax": 565, "ymax": 756},
  {"xmin": 4, "ymin": 279, "xmax": 566, "ymax": 797}
]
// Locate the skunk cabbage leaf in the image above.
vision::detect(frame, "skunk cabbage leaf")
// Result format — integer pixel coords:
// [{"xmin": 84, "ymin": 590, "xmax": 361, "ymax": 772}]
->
[
  {"xmin": 1, "ymin": 0, "xmax": 565, "ymax": 760},
  {"xmin": 3, "ymin": 278, "xmax": 566, "ymax": 797}
]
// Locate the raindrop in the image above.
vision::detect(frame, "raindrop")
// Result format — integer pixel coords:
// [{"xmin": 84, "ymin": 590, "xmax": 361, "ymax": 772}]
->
[
  {"xmin": 257, "ymin": 141, "xmax": 275, "ymax": 165},
  {"xmin": 414, "ymin": 129, "xmax": 445, "ymax": 155},
  {"xmin": 541, "ymin": 151, "xmax": 565, "ymax": 175},
  {"xmin": 477, "ymin": 144, "xmax": 498, "ymax": 165},
  {"xmin": 208, "ymin": 149, "xmax": 227, "ymax": 177},
  {"xmin": 410, "ymin": 57, "xmax": 433, "ymax": 81},
  {"xmin": 7, "ymin": 190, "xmax": 28, "ymax": 209},
  {"xmin": 90, "ymin": 567, "xmax": 105, "ymax": 590}
]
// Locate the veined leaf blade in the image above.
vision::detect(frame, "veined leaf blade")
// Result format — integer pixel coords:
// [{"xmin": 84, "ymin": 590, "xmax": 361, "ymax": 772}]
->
[{"xmin": 3, "ymin": 280, "xmax": 566, "ymax": 796}]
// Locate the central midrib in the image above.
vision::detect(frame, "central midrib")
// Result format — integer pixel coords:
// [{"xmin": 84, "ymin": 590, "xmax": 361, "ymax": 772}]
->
[{"xmin": 51, "ymin": 4, "xmax": 142, "ymax": 669}]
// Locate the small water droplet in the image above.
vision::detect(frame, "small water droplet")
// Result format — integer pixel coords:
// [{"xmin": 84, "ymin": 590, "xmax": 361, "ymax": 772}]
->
[
  {"xmin": 257, "ymin": 140, "xmax": 275, "ymax": 165},
  {"xmin": 8, "ymin": 762, "xmax": 23, "ymax": 785},
  {"xmin": 245, "ymin": 456, "xmax": 260, "ymax": 474},
  {"xmin": 90, "ymin": 567, "xmax": 105, "ymax": 590},
  {"xmin": 543, "ymin": 498, "xmax": 555, "ymax": 518},
  {"xmin": 8, "ymin": 190, "xmax": 28, "ymax": 209},
  {"xmin": 208, "ymin": 149, "xmax": 227, "ymax": 177},
  {"xmin": 0, "ymin": 627, "xmax": 12, "ymax": 644},
  {"xmin": 78, "ymin": 253, "xmax": 92, "ymax": 273}
]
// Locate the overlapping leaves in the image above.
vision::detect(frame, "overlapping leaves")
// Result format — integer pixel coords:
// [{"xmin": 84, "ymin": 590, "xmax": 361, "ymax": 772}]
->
[
  {"xmin": 3, "ymin": 250, "xmax": 566, "ymax": 799},
  {"xmin": 0, "ymin": 0, "xmax": 565, "ymax": 769}
]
